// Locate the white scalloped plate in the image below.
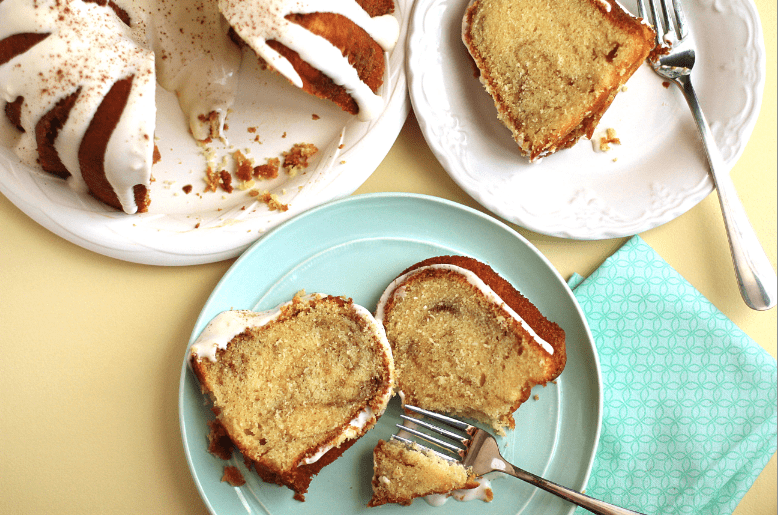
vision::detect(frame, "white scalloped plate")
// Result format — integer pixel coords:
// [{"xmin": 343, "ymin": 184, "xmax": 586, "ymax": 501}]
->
[
  {"xmin": 0, "ymin": 1, "xmax": 410, "ymax": 266},
  {"xmin": 406, "ymin": 0, "xmax": 765, "ymax": 239}
]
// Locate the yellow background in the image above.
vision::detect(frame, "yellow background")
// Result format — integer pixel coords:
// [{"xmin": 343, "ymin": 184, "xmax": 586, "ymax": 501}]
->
[{"xmin": 0, "ymin": 0, "xmax": 774, "ymax": 512}]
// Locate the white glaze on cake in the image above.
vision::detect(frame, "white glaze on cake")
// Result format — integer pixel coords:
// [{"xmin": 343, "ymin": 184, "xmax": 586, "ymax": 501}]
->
[
  {"xmin": 0, "ymin": 0, "xmax": 156, "ymax": 214},
  {"xmin": 218, "ymin": 0, "xmax": 400, "ymax": 121},
  {"xmin": 189, "ymin": 293, "xmax": 396, "ymax": 465},
  {"xmin": 1, "ymin": 0, "xmax": 397, "ymax": 214},
  {"xmin": 149, "ymin": 0, "xmax": 242, "ymax": 141},
  {"xmin": 375, "ymin": 264, "xmax": 555, "ymax": 355}
]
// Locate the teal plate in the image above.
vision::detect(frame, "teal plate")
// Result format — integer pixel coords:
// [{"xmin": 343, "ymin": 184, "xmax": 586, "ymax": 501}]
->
[{"xmin": 179, "ymin": 192, "xmax": 602, "ymax": 515}]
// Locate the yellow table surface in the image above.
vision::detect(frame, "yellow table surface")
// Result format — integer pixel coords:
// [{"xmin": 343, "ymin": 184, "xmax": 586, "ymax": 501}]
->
[{"xmin": 0, "ymin": 1, "xmax": 774, "ymax": 512}]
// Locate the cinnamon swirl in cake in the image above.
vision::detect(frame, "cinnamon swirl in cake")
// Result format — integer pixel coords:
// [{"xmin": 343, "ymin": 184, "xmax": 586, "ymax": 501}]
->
[
  {"xmin": 462, "ymin": 0, "xmax": 655, "ymax": 160},
  {"xmin": 376, "ymin": 256, "xmax": 566, "ymax": 433},
  {"xmin": 189, "ymin": 293, "xmax": 395, "ymax": 501}
]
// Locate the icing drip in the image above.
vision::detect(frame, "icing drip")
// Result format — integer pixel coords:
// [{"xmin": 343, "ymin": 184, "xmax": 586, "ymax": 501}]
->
[
  {"xmin": 0, "ymin": 0, "xmax": 155, "ymax": 214},
  {"xmin": 218, "ymin": 0, "xmax": 400, "ymax": 121},
  {"xmin": 424, "ymin": 476, "xmax": 494, "ymax": 505},
  {"xmin": 149, "ymin": 0, "xmax": 242, "ymax": 140},
  {"xmin": 375, "ymin": 264, "xmax": 555, "ymax": 355}
]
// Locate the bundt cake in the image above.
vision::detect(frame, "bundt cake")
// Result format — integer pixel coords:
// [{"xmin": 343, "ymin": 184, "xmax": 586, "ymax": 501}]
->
[
  {"xmin": 189, "ymin": 293, "xmax": 395, "ymax": 501},
  {"xmin": 219, "ymin": 0, "xmax": 400, "ymax": 121},
  {"xmin": 375, "ymin": 256, "xmax": 566, "ymax": 434},
  {"xmin": 368, "ymin": 438, "xmax": 481, "ymax": 507},
  {"xmin": 0, "ymin": 0, "xmax": 243, "ymax": 213},
  {"xmin": 462, "ymin": 0, "xmax": 656, "ymax": 160},
  {"xmin": 0, "ymin": 0, "xmax": 157, "ymax": 214}
]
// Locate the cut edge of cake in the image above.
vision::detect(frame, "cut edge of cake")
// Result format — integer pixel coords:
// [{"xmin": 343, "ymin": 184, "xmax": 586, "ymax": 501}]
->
[
  {"xmin": 368, "ymin": 437, "xmax": 485, "ymax": 507},
  {"xmin": 376, "ymin": 255, "xmax": 566, "ymax": 433},
  {"xmin": 189, "ymin": 292, "xmax": 395, "ymax": 501}
]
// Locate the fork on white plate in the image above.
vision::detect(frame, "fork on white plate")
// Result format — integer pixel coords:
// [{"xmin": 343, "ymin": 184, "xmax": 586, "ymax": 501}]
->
[
  {"xmin": 637, "ymin": 0, "xmax": 776, "ymax": 311},
  {"xmin": 395, "ymin": 405, "xmax": 646, "ymax": 515}
]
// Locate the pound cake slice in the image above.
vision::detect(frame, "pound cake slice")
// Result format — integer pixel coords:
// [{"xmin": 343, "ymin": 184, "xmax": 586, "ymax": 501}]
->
[
  {"xmin": 375, "ymin": 256, "xmax": 566, "ymax": 433},
  {"xmin": 462, "ymin": 0, "xmax": 655, "ymax": 160},
  {"xmin": 368, "ymin": 438, "xmax": 481, "ymax": 507},
  {"xmin": 189, "ymin": 293, "xmax": 395, "ymax": 501}
]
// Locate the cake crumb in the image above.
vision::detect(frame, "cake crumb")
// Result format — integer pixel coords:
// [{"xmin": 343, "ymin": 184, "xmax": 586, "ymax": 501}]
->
[
  {"xmin": 258, "ymin": 190, "xmax": 289, "ymax": 212},
  {"xmin": 254, "ymin": 158, "xmax": 280, "ymax": 180},
  {"xmin": 598, "ymin": 128, "xmax": 621, "ymax": 151},
  {"xmin": 234, "ymin": 150, "xmax": 254, "ymax": 182},
  {"xmin": 533, "ymin": 394, "xmax": 540, "ymax": 401},
  {"xmin": 221, "ymin": 466, "xmax": 246, "ymax": 487},
  {"xmin": 219, "ymin": 170, "xmax": 233, "ymax": 193},
  {"xmin": 312, "ymin": 114, "xmax": 320, "ymax": 120},
  {"xmin": 204, "ymin": 167, "xmax": 220, "ymax": 192},
  {"xmin": 282, "ymin": 143, "xmax": 318, "ymax": 177},
  {"xmin": 182, "ymin": 184, "xmax": 193, "ymax": 194}
]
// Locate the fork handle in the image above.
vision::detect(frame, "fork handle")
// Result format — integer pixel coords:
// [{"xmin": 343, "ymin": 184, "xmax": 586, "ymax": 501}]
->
[
  {"xmin": 673, "ymin": 74, "xmax": 777, "ymax": 311},
  {"xmin": 504, "ymin": 465, "xmax": 646, "ymax": 515}
]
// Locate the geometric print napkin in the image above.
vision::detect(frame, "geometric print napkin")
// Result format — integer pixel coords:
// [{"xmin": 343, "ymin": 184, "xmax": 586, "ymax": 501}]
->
[{"xmin": 568, "ymin": 235, "xmax": 777, "ymax": 515}]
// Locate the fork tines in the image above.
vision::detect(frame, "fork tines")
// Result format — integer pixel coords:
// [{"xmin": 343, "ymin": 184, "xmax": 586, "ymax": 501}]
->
[
  {"xmin": 392, "ymin": 405, "xmax": 475, "ymax": 462},
  {"xmin": 637, "ymin": 0, "xmax": 688, "ymax": 44}
]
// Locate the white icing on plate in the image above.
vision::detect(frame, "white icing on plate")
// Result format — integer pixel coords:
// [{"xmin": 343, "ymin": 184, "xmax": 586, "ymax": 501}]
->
[
  {"xmin": 407, "ymin": 0, "xmax": 765, "ymax": 239},
  {"xmin": 0, "ymin": 0, "xmax": 411, "ymax": 265}
]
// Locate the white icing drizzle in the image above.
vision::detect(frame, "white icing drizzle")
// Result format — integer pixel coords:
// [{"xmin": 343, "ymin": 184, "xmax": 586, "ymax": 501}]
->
[
  {"xmin": 218, "ymin": 0, "xmax": 400, "ymax": 121},
  {"xmin": 189, "ymin": 294, "xmax": 396, "ymax": 466},
  {"xmin": 424, "ymin": 476, "xmax": 494, "ymax": 506},
  {"xmin": 375, "ymin": 264, "xmax": 555, "ymax": 355},
  {"xmin": 148, "ymin": 0, "xmax": 242, "ymax": 140},
  {"xmin": 0, "ymin": 0, "xmax": 155, "ymax": 214}
]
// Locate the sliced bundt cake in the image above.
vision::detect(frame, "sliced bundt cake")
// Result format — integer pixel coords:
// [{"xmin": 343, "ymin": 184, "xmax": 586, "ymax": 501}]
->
[
  {"xmin": 462, "ymin": 0, "xmax": 655, "ymax": 160},
  {"xmin": 0, "ymin": 0, "xmax": 156, "ymax": 213},
  {"xmin": 376, "ymin": 256, "xmax": 566, "ymax": 434},
  {"xmin": 189, "ymin": 293, "xmax": 395, "ymax": 501}
]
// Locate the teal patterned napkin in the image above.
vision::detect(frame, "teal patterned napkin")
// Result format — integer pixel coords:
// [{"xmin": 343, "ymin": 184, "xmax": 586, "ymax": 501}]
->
[{"xmin": 568, "ymin": 236, "xmax": 777, "ymax": 515}]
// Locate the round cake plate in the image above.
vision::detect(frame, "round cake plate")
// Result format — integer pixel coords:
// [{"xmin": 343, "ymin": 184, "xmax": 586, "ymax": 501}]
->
[
  {"xmin": 0, "ymin": 0, "xmax": 411, "ymax": 266},
  {"xmin": 179, "ymin": 192, "xmax": 603, "ymax": 515},
  {"xmin": 406, "ymin": 0, "xmax": 765, "ymax": 239}
]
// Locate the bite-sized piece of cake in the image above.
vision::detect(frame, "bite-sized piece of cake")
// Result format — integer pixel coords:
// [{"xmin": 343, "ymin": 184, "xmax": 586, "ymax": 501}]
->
[
  {"xmin": 368, "ymin": 438, "xmax": 480, "ymax": 507},
  {"xmin": 375, "ymin": 256, "xmax": 566, "ymax": 433},
  {"xmin": 189, "ymin": 293, "xmax": 395, "ymax": 501},
  {"xmin": 0, "ymin": 0, "xmax": 156, "ymax": 213},
  {"xmin": 462, "ymin": 0, "xmax": 655, "ymax": 160},
  {"xmin": 219, "ymin": 0, "xmax": 400, "ymax": 121}
]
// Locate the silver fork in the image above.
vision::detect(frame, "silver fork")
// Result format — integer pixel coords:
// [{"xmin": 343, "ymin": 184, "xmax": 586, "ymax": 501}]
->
[
  {"xmin": 637, "ymin": 0, "xmax": 776, "ymax": 311},
  {"xmin": 396, "ymin": 405, "xmax": 645, "ymax": 515}
]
